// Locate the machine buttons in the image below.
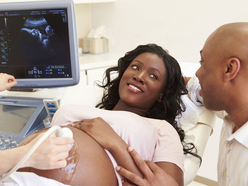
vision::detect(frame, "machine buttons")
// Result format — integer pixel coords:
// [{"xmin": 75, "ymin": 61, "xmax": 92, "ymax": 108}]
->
[
  {"xmin": 0, "ymin": 134, "xmax": 21, "ymax": 150},
  {"xmin": 11, "ymin": 141, "xmax": 18, "ymax": 148},
  {"xmin": 8, "ymin": 135, "xmax": 13, "ymax": 140},
  {"xmin": 43, "ymin": 99, "xmax": 59, "ymax": 122},
  {"xmin": 4, "ymin": 139, "xmax": 10, "ymax": 146},
  {"xmin": 0, "ymin": 139, "xmax": 18, "ymax": 150}
]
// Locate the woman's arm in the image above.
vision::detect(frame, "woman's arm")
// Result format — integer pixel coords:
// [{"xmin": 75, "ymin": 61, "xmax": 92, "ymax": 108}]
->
[
  {"xmin": 116, "ymin": 147, "xmax": 179, "ymax": 186},
  {"xmin": 70, "ymin": 118, "xmax": 143, "ymax": 178}
]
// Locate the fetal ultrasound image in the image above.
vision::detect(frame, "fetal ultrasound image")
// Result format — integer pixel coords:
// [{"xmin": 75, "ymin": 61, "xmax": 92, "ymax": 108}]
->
[{"xmin": 15, "ymin": 16, "xmax": 65, "ymax": 59}]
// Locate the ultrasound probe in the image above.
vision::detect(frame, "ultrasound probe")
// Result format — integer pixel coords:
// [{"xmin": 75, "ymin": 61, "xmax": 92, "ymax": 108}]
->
[{"xmin": 0, "ymin": 126, "xmax": 73, "ymax": 183}]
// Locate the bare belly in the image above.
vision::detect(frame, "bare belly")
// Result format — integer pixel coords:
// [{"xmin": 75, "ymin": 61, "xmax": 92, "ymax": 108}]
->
[{"xmin": 18, "ymin": 126, "xmax": 118, "ymax": 186}]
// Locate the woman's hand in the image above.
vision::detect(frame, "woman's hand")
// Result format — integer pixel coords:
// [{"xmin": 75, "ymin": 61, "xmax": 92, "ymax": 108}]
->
[
  {"xmin": 69, "ymin": 117, "xmax": 121, "ymax": 151},
  {"xmin": 0, "ymin": 73, "xmax": 17, "ymax": 91},
  {"xmin": 116, "ymin": 147, "xmax": 179, "ymax": 186},
  {"xmin": 70, "ymin": 119, "xmax": 144, "ymax": 178}
]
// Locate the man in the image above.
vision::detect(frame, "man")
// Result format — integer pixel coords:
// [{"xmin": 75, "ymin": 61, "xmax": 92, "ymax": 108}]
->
[{"xmin": 116, "ymin": 22, "xmax": 248, "ymax": 185}]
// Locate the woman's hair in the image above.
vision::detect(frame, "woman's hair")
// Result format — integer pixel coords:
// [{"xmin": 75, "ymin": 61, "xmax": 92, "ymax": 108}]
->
[{"xmin": 96, "ymin": 43, "xmax": 201, "ymax": 161}]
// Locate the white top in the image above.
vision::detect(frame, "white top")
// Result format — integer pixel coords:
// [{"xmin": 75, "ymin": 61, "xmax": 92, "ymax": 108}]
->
[
  {"xmin": 217, "ymin": 114, "xmax": 248, "ymax": 186},
  {"xmin": 187, "ymin": 76, "xmax": 248, "ymax": 185},
  {"xmin": 51, "ymin": 105, "xmax": 184, "ymax": 186},
  {"xmin": 52, "ymin": 105, "xmax": 184, "ymax": 170}
]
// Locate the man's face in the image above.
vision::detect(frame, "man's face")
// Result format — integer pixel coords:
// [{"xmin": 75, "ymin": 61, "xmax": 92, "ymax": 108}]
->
[{"xmin": 195, "ymin": 39, "xmax": 226, "ymax": 111}]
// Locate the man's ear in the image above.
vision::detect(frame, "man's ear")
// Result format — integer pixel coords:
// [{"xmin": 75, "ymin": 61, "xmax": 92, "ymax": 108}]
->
[
  {"xmin": 224, "ymin": 58, "xmax": 240, "ymax": 82},
  {"xmin": 157, "ymin": 92, "xmax": 163, "ymax": 102}
]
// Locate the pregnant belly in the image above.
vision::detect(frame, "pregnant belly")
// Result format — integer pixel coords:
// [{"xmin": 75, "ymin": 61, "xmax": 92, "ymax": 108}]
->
[{"xmin": 18, "ymin": 126, "xmax": 118, "ymax": 186}]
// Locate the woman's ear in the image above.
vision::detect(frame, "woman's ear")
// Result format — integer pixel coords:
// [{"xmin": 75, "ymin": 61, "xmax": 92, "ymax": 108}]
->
[
  {"xmin": 224, "ymin": 58, "xmax": 240, "ymax": 82},
  {"xmin": 157, "ymin": 92, "xmax": 163, "ymax": 102}
]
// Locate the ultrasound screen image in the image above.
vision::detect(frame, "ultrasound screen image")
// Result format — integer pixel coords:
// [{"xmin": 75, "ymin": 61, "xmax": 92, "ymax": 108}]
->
[
  {"xmin": 16, "ymin": 16, "xmax": 65, "ymax": 59},
  {"xmin": 0, "ymin": 9, "xmax": 72, "ymax": 78}
]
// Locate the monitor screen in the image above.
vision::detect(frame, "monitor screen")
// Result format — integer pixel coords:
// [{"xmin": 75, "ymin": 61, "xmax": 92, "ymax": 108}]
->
[
  {"xmin": 0, "ymin": 0, "xmax": 79, "ymax": 88},
  {"xmin": 0, "ymin": 104, "xmax": 36, "ymax": 134}
]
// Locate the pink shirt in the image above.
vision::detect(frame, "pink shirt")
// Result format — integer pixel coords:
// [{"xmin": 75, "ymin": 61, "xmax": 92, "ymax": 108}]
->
[{"xmin": 52, "ymin": 105, "xmax": 184, "ymax": 171}]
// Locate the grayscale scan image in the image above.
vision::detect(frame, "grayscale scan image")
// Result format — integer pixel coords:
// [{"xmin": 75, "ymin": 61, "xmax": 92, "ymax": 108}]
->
[{"xmin": 16, "ymin": 16, "xmax": 65, "ymax": 59}]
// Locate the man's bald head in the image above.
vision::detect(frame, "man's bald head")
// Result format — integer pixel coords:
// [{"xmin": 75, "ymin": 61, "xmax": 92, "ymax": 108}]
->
[{"xmin": 204, "ymin": 22, "xmax": 248, "ymax": 68}]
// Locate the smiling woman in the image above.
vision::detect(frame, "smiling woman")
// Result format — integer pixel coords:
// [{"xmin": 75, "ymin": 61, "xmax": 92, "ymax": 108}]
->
[
  {"xmin": 99, "ymin": 44, "xmax": 188, "ymax": 125},
  {"xmin": 19, "ymin": 44, "xmax": 200, "ymax": 186},
  {"xmin": 117, "ymin": 52, "xmax": 166, "ymax": 114}
]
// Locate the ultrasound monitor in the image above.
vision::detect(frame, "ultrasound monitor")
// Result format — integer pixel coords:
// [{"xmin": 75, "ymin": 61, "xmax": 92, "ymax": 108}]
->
[{"xmin": 0, "ymin": 0, "xmax": 79, "ymax": 88}]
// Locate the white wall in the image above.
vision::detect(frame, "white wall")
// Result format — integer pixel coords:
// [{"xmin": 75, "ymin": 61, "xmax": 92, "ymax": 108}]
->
[
  {"xmin": 75, "ymin": 4, "xmax": 91, "ymax": 40},
  {"xmin": 90, "ymin": 0, "xmax": 248, "ymax": 63}
]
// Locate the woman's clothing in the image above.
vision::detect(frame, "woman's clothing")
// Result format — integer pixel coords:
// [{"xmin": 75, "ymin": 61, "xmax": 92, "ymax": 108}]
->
[{"xmin": 52, "ymin": 105, "xmax": 184, "ymax": 185}]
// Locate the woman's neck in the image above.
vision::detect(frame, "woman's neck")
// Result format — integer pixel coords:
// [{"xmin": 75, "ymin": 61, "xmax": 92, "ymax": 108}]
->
[{"xmin": 113, "ymin": 101, "xmax": 147, "ymax": 117}]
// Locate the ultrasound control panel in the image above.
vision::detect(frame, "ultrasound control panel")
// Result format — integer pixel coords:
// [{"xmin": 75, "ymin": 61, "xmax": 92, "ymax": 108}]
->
[
  {"xmin": 0, "ymin": 134, "xmax": 18, "ymax": 150},
  {"xmin": 0, "ymin": 97, "xmax": 48, "ymax": 151}
]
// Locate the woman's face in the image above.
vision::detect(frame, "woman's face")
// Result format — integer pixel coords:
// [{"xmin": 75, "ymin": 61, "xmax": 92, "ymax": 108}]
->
[{"xmin": 118, "ymin": 52, "xmax": 166, "ymax": 111}]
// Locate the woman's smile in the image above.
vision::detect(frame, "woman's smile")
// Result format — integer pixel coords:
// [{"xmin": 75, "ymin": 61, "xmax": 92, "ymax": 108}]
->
[{"xmin": 127, "ymin": 83, "xmax": 143, "ymax": 93}]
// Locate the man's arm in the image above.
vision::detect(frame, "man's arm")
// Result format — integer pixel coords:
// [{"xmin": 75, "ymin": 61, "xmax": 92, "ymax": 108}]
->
[
  {"xmin": 116, "ymin": 147, "xmax": 179, "ymax": 186},
  {"xmin": 184, "ymin": 77, "xmax": 191, "ymax": 84}
]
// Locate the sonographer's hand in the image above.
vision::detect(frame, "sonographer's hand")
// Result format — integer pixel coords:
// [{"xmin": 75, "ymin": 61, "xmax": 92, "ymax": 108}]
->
[
  {"xmin": 116, "ymin": 147, "xmax": 179, "ymax": 186},
  {"xmin": 22, "ymin": 133, "xmax": 74, "ymax": 170},
  {"xmin": 0, "ymin": 73, "xmax": 17, "ymax": 91}
]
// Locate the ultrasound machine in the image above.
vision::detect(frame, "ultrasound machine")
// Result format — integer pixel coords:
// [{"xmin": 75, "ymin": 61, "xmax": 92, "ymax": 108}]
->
[{"xmin": 0, "ymin": 0, "xmax": 79, "ymax": 151}]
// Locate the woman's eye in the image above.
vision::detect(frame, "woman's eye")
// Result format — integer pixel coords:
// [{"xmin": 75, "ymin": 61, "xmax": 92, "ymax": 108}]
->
[
  {"xmin": 150, "ymin": 74, "xmax": 158, "ymax": 80},
  {"xmin": 132, "ymin": 65, "xmax": 139, "ymax": 70}
]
